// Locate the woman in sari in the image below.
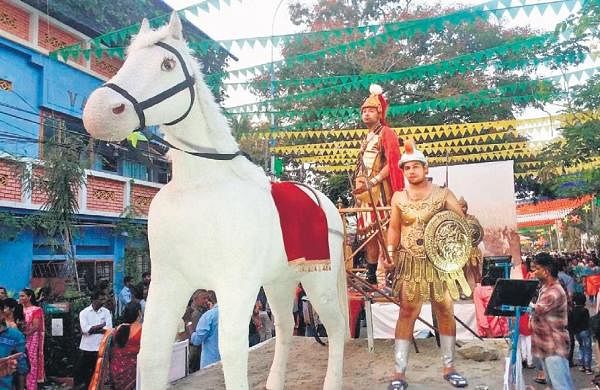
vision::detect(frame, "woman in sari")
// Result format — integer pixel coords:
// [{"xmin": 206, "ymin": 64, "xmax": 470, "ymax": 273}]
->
[
  {"xmin": 18, "ymin": 289, "xmax": 44, "ymax": 390},
  {"xmin": 89, "ymin": 301, "xmax": 142, "ymax": 390}
]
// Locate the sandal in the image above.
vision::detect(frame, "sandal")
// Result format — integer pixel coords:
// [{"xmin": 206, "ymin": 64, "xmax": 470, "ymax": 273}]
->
[
  {"xmin": 388, "ymin": 379, "xmax": 408, "ymax": 390},
  {"xmin": 443, "ymin": 372, "xmax": 468, "ymax": 388},
  {"xmin": 533, "ymin": 378, "xmax": 547, "ymax": 385}
]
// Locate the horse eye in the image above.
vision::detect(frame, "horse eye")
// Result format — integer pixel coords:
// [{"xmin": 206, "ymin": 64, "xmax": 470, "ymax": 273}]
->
[{"xmin": 161, "ymin": 57, "xmax": 176, "ymax": 71}]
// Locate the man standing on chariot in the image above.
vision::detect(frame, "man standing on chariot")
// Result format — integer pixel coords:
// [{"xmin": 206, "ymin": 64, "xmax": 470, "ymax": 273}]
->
[
  {"xmin": 385, "ymin": 142, "xmax": 471, "ymax": 389},
  {"xmin": 352, "ymin": 84, "xmax": 404, "ymax": 285}
]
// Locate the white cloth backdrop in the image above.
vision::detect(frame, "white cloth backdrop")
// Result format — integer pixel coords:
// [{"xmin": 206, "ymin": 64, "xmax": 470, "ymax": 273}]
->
[{"xmin": 371, "ymin": 301, "xmax": 477, "ymax": 340}]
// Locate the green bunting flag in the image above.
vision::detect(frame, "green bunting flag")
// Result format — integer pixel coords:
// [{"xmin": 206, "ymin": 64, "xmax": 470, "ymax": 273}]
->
[
  {"xmin": 50, "ymin": 0, "xmax": 579, "ymax": 67},
  {"xmin": 223, "ymin": 33, "xmax": 563, "ymax": 112},
  {"xmin": 50, "ymin": 0, "xmax": 242, "ymax": 60}
]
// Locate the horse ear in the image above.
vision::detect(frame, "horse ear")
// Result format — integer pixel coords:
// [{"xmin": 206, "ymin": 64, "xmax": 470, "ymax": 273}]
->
[
  {"xmin": 168, "ymin": 12, "xmax": 183, "ymax": 40},
  {"xmin": 139, "ymin": 18, "xmax": 150, "ymax": 35}
]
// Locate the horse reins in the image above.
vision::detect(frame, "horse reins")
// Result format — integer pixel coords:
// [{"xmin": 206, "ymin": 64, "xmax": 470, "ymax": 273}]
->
[{"xmin": 101, "ymin": 41, "xmax": 248, "ymax": 162}]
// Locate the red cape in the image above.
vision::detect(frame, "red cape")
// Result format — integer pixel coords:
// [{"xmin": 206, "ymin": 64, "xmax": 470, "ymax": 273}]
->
[{"xmin": 380, "ymin": 125, "xmax": 404, "ymax": 192}]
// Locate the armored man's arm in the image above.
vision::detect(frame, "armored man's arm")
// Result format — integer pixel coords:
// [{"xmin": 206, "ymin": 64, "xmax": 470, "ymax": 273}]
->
[
  {"xmin": 385, "ymin": 192, "xmax": 402, "ymax": 270},
  {"xmin": 369, "ymin": 164, "xmax": 389, "ymax": 187},
  {"xmin": 444, "ymin": 189, "xmax": 466, "ymax": 218}
]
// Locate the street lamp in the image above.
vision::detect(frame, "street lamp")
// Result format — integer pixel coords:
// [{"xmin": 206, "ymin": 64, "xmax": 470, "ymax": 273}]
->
[{"xmin": 265, "ymin": 0, "xmax": 286, "ymax": 172}]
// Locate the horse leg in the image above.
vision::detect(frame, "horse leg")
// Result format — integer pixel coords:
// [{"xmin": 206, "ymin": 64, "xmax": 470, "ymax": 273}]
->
[
  {"xmin": 302, "ymin": 273, "xmax": 347, "ymax": 390},
  {"xmin": 263, "ymin": 282, "xmax": 297, "ymax": 390},
  {"xmin": 218, "ymin": 286, "xmax": 260, "ymax": 390},
  {"xmin": 138, "ymin": 273, "xmax": 192, "ymax": 390}
]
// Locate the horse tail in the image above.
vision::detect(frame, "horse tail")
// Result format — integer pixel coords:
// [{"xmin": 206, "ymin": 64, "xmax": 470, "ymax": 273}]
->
[{"xmin": 337, "ymin": 245, "xmax": 350, "ymax": 340}]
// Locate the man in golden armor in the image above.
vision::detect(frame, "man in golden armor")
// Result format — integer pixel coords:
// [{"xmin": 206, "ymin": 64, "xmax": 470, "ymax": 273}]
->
[
  {"xmin": 385, "ymin": 142, "xmax": 471, "ymax": 389},
  {"xmin": 458, "ymin": 196, "xmax": 484, "ymax": 291},
  {"xmin": 353, "ymin": 84, "xmax": 403, "ymax": 285}
]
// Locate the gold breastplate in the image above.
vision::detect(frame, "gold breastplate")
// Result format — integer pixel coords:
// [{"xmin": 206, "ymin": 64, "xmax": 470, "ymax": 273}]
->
[
  {"xmin": 355, "ymin": 129, "xmax": 390, "ymax": 205},
  {"xmin": 395, "ymin": 185, "xmax": 447, "ymax": 258},
  {"xmin": 361, "ymin": 133, "xmax": 381, "ymax": 177}
]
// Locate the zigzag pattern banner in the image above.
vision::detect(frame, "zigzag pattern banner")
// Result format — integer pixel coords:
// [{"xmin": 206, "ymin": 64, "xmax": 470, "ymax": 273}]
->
[
  {"xmin": 257, "ymin": 120, "xmax": 517, "ymax": 142},
  {"xmin": 208, "ymin": 0, "xmax": 578, "ymax": 80},
  {"xmin": 270, "ymin": 131, "xmax": 520, "ymax": 156},
  {"xmin": 50, "ymin": 0, "xmax": 244, "ymax": 61},
  {"xmin": 193, "ymin": 0, "xmax": 578, "ymax": 57},
  {"xmin": 515, "ymin": 158, "xmax": 600, "ymax": 178},
  {"xmin": 49, "ymin": 0, "xmax": 579, "ymax": 66}
]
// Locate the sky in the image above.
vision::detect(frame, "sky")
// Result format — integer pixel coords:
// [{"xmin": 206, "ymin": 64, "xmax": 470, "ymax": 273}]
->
[{"xmin": 164, "ymin": 0, "xmax": 591, "ymax": 121}]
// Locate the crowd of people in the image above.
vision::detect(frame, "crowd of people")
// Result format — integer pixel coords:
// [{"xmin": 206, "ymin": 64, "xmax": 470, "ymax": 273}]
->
[
  {"xmin": 516, "ymin": 251, "xmax": 600, "ymax": 390},
  {"xmin": 4, "ymin": 248, "xmax": 600, "ymax": 390},
  {"xmin": 76, "ymin": 271, "xmax": 152, "ymax": 390},
  {"xmin": 177, "ymin": 287, "xmax": 275, "ymax": 373},
  {"xmin": 0, "ymin": 268, "xmax": 289, "ymax": 390},
  {"xmin": 0, "ymin": 287, "xmax": 45, "ymax": 390}
]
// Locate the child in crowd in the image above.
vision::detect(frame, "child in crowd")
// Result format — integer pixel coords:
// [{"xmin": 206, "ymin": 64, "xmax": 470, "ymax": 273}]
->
[{"xmin": 571, "ymin": 292, "xmax": 593, "ymax": 374}]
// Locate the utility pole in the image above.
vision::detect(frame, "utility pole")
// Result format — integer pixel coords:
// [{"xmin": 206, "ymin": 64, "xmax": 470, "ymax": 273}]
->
[{"xmin": 265, "ymin": 0, "xmax": 286, "ymax": 173}]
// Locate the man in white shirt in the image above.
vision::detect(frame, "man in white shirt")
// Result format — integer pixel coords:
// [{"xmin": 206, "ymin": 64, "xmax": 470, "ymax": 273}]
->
[
  {"xmin": 74, "ymin": 290, "xmax": 112, "ymax": 389},
  {"xmin": 118, "ymin": 276, "xmax": 134, "ymax": 316}
]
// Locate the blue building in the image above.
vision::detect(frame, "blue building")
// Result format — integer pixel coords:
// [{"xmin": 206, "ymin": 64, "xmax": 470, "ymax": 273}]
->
[{"xmin": 0, "ymin": 0, "xmax": 231, "ymax": 297}]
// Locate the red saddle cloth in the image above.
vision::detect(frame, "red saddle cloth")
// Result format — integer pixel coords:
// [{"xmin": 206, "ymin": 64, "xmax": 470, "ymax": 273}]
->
[{"xmin": 271, "ymin": 182, "xmax": 331, "ymax": 272}]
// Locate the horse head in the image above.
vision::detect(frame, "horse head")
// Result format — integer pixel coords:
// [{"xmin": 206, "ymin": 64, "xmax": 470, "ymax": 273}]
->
[{"xmin": 83, "ymin": 13, "xmax": 197, "ymax": 142}]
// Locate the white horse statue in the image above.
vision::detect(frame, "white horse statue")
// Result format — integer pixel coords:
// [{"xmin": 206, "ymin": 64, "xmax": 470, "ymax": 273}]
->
[{"xmin": 83, "ymin": 13, "xmax": 348, "ymax": 390}]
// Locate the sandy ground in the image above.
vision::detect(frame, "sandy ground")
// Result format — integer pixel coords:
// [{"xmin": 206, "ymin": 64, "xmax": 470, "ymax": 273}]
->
[{"xmin": 171, "ymin": 336, "xmax": 573, "ymax": 390}]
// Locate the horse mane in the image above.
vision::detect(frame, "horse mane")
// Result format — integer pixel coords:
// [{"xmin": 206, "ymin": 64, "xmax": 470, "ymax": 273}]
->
[{"xmin": 129, "ymin": 25, "xmax": 270, "ymax": 189}]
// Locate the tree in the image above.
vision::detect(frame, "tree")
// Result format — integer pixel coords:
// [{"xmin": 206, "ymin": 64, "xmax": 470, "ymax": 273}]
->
[
  {"xmin": 22, "ymin": 130, "xmax": 88, "ymax": 291},
  {"xmin": 523, "ymin": 0, "xmax": 600, "ymax": 200},
  {"xmin": 532, "ymin": 74, "xmax": 600, "ymax": 198},
  {"xmin": 251, "ymin": 1, "xmax": 579, "ymax": 128},
  {"xmin": 232, "ymin": 117, "xmax": 272, "ymax": 169},
  {"xmin": 238, "ymin": 0, "xmax": 585, "ymax": 195}
]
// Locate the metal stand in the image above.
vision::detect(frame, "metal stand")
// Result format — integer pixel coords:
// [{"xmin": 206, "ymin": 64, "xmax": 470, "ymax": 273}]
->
[
  {"xmin": 484, "ymin": 278, "xmax": 539, "ymax": 390},
  {"xmin": 364, "ymin": 298, "xmax": 375, "ymax": 353},
  {"xmin": 494, "ymin": 261, "xmax": 512, "ymax": 279},
  {"xmin": 500, "ymin": 305, "xmax": 531, "ymax": 389},
  {"xmin": 347, "ymin": 271, "xmax": 482, "ymax": 354}
]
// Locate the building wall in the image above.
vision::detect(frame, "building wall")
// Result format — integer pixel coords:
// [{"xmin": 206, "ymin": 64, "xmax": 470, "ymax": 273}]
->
[
  {"xmin": 86, "ymin": 176, "xmax": 125, "ymax": 213},
  {"xmin": 0, "ymin": 0, "xmax": 29, "ymax": 41},
  {"xmin": 0, "ymin": 159, "xmax": 21, "ymax": 201},
  {"xmin": 0, "ymin": 157, "xmax": 161, "ymax": 293},
  {"xmin": 131, "ymin": 184, "xmax": 159, "ymax": 216},
  {"xmin": 0, "ymin": 1, "xmax": 158, "ymax": 295},
  {"xmin": 0, "ymin": 230, "xmax": 33, "ymax": 294}
]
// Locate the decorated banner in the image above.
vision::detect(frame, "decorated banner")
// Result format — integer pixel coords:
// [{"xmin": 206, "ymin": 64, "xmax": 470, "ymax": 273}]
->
[
  {"xmin": 50, "ymin": 0, "xmax": 244, "ymax": 61},
  {"xmin": 50, "ymin": 0, "xmax": 580, "ymax": 66},
  {"xmin": 272, "ymin": 136, "xmax": 524, "ymax": 157},
  {"xmin": 189, "ymin": 0, "xmax": 579, "ymax": 57},
  {"xmin": 194, "ymin": 0, "xmax": 579, "ymax": 79},
  {"xmin": 224, "ymin": 34, "xmax": 565, "ymax": 110},
  {"xmin": 215, "ymin": 36, "xmax": 577, "ymax": 92},
  {"xmin": 256, "ymin": 119, "xmax": 517, "ymax": 142},
  {"xmin": 226, "ymin": 77, "xmax": 556, "ymax": 115}
]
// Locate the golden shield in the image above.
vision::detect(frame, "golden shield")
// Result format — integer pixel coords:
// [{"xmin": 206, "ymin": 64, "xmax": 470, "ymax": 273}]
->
[
  {"xmin": 424, "ymin": 210, "xmax": 471, "ymax": 273},
  {"xmin": 466, "ymin": 215, "xmax": 484, "ymax": 247}
]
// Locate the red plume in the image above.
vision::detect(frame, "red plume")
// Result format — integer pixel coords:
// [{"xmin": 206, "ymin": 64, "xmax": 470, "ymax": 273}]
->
[
  {"xmin": 378, "ymin": 94, "xmax": 388, "ymax": 126},
  {"xmin": 404, "ymin": 139, "xmax": 415, "ymax": 154}
]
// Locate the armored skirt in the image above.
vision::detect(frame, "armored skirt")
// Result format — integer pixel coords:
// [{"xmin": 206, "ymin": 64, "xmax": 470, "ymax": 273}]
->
[{"xmin": 391, "ymin": 185, "xmax": 472, "ymax": 302}]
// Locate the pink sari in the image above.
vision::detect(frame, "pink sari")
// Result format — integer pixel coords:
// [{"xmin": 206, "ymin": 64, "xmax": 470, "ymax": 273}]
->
[{"xmin": 24, "ymin": 306, "xmax": 45, "ymax": 390}]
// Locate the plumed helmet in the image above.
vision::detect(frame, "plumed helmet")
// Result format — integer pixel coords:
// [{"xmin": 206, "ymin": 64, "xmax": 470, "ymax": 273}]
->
[
  {"xmin": 399, "ymin": 139, "xmax": 428, "ymax": 167},
  {"xmin": 361, "ymin": 84, "xmax": 389, "ymax": 126}
]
